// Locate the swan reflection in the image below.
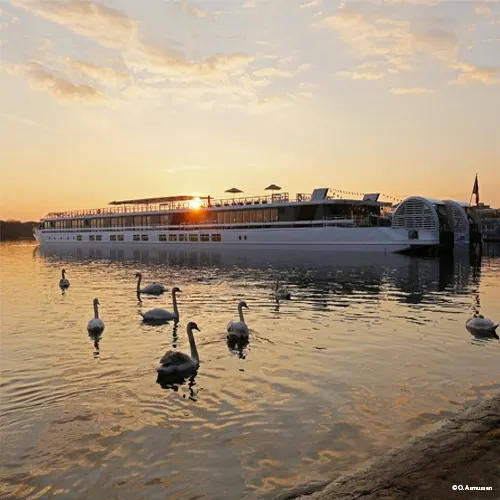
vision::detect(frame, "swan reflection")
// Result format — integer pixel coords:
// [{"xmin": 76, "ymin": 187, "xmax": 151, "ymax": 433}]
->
[
  {"xmin": 227, "ymin": 335, "xmax": 249, "ymax": 359},
  {"xmin": 88, "ymin": 332, "xmax": 102, "ymax": 358},
  {"xmin": 156, "ymin": 373, "xmax": 198, "ymax": 401}
]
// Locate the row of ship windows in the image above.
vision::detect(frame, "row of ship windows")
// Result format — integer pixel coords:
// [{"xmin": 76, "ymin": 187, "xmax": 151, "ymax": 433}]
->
[{"xmin": 47, "ymin": 234, "xmax": 227, "ymax": 242}]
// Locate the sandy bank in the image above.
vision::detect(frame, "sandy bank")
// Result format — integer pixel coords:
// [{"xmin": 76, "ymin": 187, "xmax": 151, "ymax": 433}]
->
[{"xmin": 278, "ymin": 392, "xmax": 500, "ymax": 500}]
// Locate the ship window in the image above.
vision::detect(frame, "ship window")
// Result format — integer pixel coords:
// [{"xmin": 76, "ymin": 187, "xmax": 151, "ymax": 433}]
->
[
  {"xmin": 242, "ymin": 210, "xmax": 250, "ymax": 223},
  {"xmin": 110, "ymin": 235, "xmax": 116, "ymax": 241},
  {"xmin": 134, "ymin": 216, "xmax": 142, "ymax": 226},
  {"xmin": 133, "ymin": 234, "xmax": 140, "ymax": 241},
  {"xmin": 236, "ymin": 211, "xmax": 243, "ymax": 223},
  {"xmin": 169, "ymin": 234, "xmax": 177, "ymax": 242},
  {"xmin": 77, "ymin": 235, "xmax": 82, "ymax": 241},
  {"xmin": 111, "ymin": 218, "xmax": 117, "ymax": 226},
  {"xmin": 179, "ymin": 234, "xmax": 186, "ymax": 242},
  {"xmin": 89, "ymin": 235, "xmax": 95, "ymax": 241},
  {"xmin": 125, "ymin": 217, "xmax": 134, "ymax": 227},
  {"xmin": 159, "ymin": 234, "xmax": 167, "ymax": 242},
  {"xmin": 200, "ymin": 234, "xmax": 209, "ymax": 242},
  {"xmin": 96, "ymin": 235, "xmax": 102, "ymax": 241},
  {"xmin": 141, "ymin": 234, "xmax": 149, "ymax": 241},
  {"xmin": 189, "ymin": 234, "xmax": 198, "ymax": 242},
  {"xmin": 118, "ymin": 235, "xmax": 124, "ymax": 241},
  {"xmin": 151, "ymin": 215, "xmax": 160, "ymax": 226},
  {"xmin": 211, "ymin": 234, "xmax": 221, "ymax": 242},
  {"xmin": 160, "ymin": 215, "xmax": 171, "ymax": 225}
]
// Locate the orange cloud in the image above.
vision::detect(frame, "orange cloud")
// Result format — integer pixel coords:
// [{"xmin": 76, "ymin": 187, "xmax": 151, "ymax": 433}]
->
[
  {"xmin": 390, "ymin": 87, "xmax": 435, "ymax": 94},
  {"xmin": 2, "ymin": 60, "xmax": 104, "ymax": 101}
]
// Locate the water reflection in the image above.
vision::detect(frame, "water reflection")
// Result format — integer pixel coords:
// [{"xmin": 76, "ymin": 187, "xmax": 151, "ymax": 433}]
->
[
  {"xmin": 1, "ymin": 242, "xmax": 497, "ymax": 500},
  {"xmin": 156, "ymin": 372, "xmax": 198, "ymax": 401},
  {"xmin": 35, "ymin": 245, "xmax": 478, "ymax": 302},
  {"xmin": 227, "ymin": 336, "xmax": 249, "ymax": 359},
  {"xmin": 88, "ymin": 332, "xmax": 102, "ymax": 358}
]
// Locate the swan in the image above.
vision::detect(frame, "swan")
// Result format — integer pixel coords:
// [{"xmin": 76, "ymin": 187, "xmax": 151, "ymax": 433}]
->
[
  {"xmin": 59, "ymin": 269, "xmax": 70, "ymax": 288},
  {"xmin": 157, "ymin": 322, "xmax": 200, "ymax": 376},
  {"xmin": 227, "ymin": 301, "xmax": 250, "ymax": 339},
  {"xmin": 466, "ymin": 314, "xmax": 499, "ymax": 336},
  {"xmin": 136, "ymin": 272, "xmax": 167, "ymax": 295},
  {"xmin": 139, "ymin": 287, "xmax": 181, "ymax": 323},
  {"xmin": 274, "ymin": 278, "xmax": 291, "ymax": 301},
  {"xmin": 87, "ymin": 298, "xmax": 105, "ymax": 334}
]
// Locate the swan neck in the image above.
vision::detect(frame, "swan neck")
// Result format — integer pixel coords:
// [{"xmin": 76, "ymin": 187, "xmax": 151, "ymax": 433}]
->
[
  {"xmin": 172, "ymin": 291, "xmax": 179, "ymax": 318},
  {"xmin": 187, "ymin": 329, "xmax": 199, "ymax": 362},
  {"xmin": 93, "ymin": 303, "xmax": 99, "ymax": 319},
  {"xmin": 238, "ymin": 304, "xmax": 245, "ymax": 323},
  {"xmin": 62, "ymin": 270, "xmax": 65, "ymax": 279},
  {"xmin": 137, "ymin": 274, "xmax": 141, "ymax": 290}
]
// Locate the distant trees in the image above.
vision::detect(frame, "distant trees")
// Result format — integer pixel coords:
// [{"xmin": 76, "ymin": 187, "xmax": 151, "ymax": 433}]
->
[{"xmin": 0, "ymin": 220, "xmax": 37, "ymax": 241}]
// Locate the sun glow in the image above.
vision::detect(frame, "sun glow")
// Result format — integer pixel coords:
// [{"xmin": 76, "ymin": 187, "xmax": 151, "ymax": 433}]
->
[{"xmin": 189, "ymin": 197, "xmax": 202, "ymax": 210}]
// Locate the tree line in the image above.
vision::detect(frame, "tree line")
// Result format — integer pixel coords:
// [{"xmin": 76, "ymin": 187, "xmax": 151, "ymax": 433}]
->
[{"xmin": 0, "ymin": 220, "xmax": 37, "ymax": 241}]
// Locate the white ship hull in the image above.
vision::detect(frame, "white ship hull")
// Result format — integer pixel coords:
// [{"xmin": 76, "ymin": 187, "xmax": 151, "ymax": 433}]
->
[{"xmin": 33, "ymin": 225, "xmax": 439, "ymax": 253}]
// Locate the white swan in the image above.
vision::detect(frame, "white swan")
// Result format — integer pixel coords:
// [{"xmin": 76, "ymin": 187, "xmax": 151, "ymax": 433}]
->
[
  {"xmin": 136, "ymin": 272, "xmax": 167, "ymax": 295},
  {"xmin": 59, "ymin": 269, "xmax": 70, "ymax": 288},
  {"xmin": 157, "ymin": 321, "xmax": 200, "ymax": 376},
  {"xmin": 87, "ymin": 298, "xmax": 105, "ymax": 334},
  {"xmin": 466, "ymin": 314, "xmax": 499, "ymax": 336},
  {"xmin": 274, "ymin": 278, "xmax": 291, "ymax": 301},
  {"xmin": 227, "ymin": 300, "xmax": 250, "ymax": 339},
  {"xmin": 139, "ymin": 287, "xmax": 181, "ymax": 322}
]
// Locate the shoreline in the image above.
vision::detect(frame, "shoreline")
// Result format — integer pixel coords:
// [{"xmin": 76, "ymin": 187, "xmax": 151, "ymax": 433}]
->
[{"xmin": 278, "ymin": 392, "xmax": 500, "ymax": 500}]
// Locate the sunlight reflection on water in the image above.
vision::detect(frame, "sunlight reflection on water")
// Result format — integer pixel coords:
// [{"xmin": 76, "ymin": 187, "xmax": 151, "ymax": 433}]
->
[{"xmin": 0, "ymin": 242, "xmax": 499, "ymax": 499}]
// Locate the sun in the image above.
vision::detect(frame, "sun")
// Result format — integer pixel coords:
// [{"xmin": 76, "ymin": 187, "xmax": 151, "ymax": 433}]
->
[{"xmin": 189, "ymin": 197, "xmax": 202, "ymax": 210}]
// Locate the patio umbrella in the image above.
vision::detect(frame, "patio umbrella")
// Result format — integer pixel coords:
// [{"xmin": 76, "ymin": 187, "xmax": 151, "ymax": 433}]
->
[
  {"xmin": 264, "ymin": 184, "xmax": 281, "ymax": 191},
  {"xmin": 225, "ymin": 187, "xmax": 243, "ymax": 199}
]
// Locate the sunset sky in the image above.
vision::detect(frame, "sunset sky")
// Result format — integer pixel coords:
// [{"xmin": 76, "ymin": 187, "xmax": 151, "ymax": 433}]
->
[{"xmin": 1, "ymin": 0, "xmax": 499, "ymax": 221}]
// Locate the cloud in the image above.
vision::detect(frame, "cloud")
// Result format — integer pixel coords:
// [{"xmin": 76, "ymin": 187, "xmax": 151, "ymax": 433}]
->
[
  {"xmin": 299, "ymin": 0, "xmax": 323, "ymax": 9},
  {"xmin": 382, "ymin": 0, "xmax": 444, "ymax": 4},
  {"xmin": 255, "ymin": 90, "xmax": 312, "ymax": 109},
  {"xmin": 319, "ymin": 2, "xmax": 494, "ymax": 90},
  {"xmin": 338, "ymin": 62, "xmax": 385, "ymax": 80},
  {"xmin": 7, "ymin": 0, "xmax": 312, "ymax": 110},
  {"xmin": 474, "ymin": 3, "xmax": 492, "ymax": 16},
  {"xmin": 62, "ymin": 58, "xmax": 132, "ymax": 85},
  {"xmin": 10, "ymin": 0, "xmax": 138, "ymax": 49},
  {"xmin": 253, "ymin": 67, "xmax": 293, "ymax": 78},
  {"xmin": 242, "ymin": 0, "xmax": 256, "ymax": 8},
  {"xmin": 390, "ymin": 87, "xmax": 434, "ymax": 94},
  {"xmin": 450, "ymin": 61, "xmax": 500, "ymax": 85},
  {"xmin": 179, "ymin": 1, "xmax": 206, "ymax": 19},
  {"xmin": 2, "ymin": 60, "xmax": 105, "ymax": 101}
]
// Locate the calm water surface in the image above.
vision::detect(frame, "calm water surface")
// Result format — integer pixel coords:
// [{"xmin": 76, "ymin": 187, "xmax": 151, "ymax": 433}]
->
[{"xmin": 1, "ymin": 243, "xmax": 499, "ymax": 499}]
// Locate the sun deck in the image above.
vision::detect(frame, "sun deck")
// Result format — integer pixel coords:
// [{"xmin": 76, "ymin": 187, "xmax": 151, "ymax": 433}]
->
[{"xmin": 43, "ymin": 190, "xmax": 392, "ymax": 220}]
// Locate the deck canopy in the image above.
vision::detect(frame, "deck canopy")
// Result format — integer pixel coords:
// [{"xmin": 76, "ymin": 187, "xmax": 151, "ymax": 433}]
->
[{"xmin": 108, "ymin": 195, "xmax": 208, "ymax": 205}]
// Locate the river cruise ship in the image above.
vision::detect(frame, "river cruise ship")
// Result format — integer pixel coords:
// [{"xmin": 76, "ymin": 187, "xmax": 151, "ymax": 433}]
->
[{"xmin": 34, "ymin": 188, "xmax": 477, "ymax": 254}]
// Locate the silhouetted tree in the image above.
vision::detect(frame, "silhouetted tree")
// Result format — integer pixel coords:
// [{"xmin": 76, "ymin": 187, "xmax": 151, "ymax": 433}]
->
[{"xmin": 0, "ymin": 220, "xmax": 37, "ymax": 241}]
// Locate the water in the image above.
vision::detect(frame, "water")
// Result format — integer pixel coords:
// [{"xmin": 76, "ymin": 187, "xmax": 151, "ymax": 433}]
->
[{"xmin": 1, "ymin": 242, "xmax": 499, "ymax": 499}]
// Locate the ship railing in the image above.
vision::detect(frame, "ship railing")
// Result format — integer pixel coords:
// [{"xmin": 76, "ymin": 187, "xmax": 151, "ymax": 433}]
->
[
  {"xmin": 295, "ymin": 193, "xmax": 312, "ymax": 202},
  {"xmin": 44, "ymin": 193, "xmax": 295, "ymax": 219},
  {"xmin": 209, "ymin": 193, "xmax": 290, "ymax": 208}
]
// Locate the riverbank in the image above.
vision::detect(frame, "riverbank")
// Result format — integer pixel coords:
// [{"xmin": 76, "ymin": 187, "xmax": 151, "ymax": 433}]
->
[{"xmin": 279, "ymin": 392, "xmax": 500, "ymax": 500}]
